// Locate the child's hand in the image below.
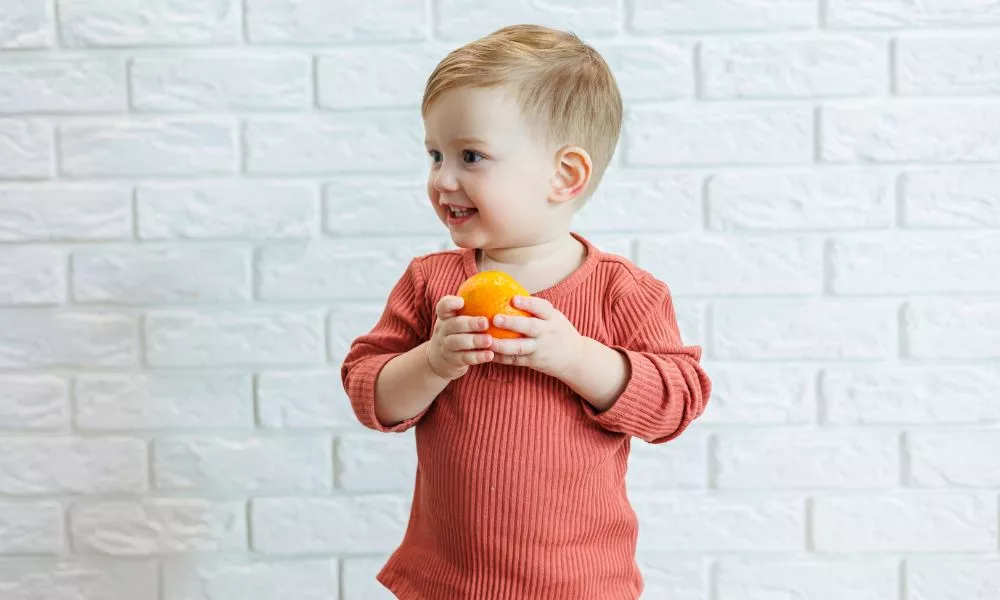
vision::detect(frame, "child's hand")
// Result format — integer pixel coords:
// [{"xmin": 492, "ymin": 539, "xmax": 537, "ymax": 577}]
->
[
  {"xmin": 488, "ymin": 295, "xmax": 584, "ymax": 379},
  {"xmin": 426, "ymin": 296, "xmax": 495, "ymax": 381}
]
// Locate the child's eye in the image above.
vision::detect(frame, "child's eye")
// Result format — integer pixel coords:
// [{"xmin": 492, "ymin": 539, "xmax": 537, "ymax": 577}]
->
[
  {"xmin": 462, "ymin": 150, "xmax": 484, "ymax": 164},
  {"xmin": 428, "ymin": 150, "xmax": 442, "ymax": 163}
]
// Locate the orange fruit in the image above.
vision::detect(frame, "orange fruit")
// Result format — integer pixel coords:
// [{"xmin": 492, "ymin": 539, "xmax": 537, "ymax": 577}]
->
[{"xmin": 457, "ymin": 270, "xmax": 531, "ymax": 339}]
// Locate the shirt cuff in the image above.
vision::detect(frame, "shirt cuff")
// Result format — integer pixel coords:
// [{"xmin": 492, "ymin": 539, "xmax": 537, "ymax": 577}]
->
[
  {"xmin": 580, "ymin": 347, "xmax": 664, "ymax": 432},
  {"xmin": 349, "ymin": 353, "xmax": 428, "ymax": 433}
]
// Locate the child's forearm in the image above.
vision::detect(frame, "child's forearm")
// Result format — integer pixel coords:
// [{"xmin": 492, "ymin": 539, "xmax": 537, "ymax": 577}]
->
[
  {"xmin": 560, "ymin": 337, "xmax": 630, "ymax": 413},
  {"xmin": 374, "ymin": 342, "xmax": 450, "ymax": 426}
]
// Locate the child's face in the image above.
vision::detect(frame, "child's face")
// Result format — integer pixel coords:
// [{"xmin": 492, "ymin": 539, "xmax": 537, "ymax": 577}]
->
[{"xmin": 423, "ymin": 86, "xmax": 562, "ymax": 250}]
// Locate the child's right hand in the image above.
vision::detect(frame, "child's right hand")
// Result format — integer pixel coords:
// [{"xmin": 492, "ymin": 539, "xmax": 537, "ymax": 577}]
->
[{"xmin": 426, "ymin": 295, "xmax": 494, "ymax": 380}]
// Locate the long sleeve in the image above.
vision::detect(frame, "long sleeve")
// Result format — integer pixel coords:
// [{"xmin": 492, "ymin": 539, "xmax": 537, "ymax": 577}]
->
[
  {"xmin": 341, "ymin": 258, "xmax": 431, "ymax": 433},
  {"xmin": 583, "ymin": 272, "xmax": 712, "ymax": 444}
]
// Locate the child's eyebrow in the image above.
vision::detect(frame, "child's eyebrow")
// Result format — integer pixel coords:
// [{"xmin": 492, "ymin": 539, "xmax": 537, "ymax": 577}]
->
[
  {"xmin": 423, "ymin": 137, "xmax": 489, "ymax": 148},
  {"xmin": 453, "ymin": 137, "xmax": 488, "ymax": 146}
]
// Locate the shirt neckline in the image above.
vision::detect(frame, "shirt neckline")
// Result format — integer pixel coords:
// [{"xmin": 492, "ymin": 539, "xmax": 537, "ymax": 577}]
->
[{"xmin": 459, "ymin": 232, "xmax": 601, "ymax": 302}]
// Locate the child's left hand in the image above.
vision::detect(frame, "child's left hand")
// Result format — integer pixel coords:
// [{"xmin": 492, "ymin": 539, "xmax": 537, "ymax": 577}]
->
[{"xmin": 489, "ymin": 295, "xmax": 583, "ymax": 379}]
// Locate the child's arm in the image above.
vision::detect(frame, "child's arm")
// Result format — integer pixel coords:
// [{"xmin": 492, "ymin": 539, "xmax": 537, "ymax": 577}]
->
[
  {"xmin": 563, "ymin": 274, "xmax": 711, "ymax": 444},
  {"xmin": 341, "ymin": 259, "xmax": 437, "ymax": 432},
  {"xmin": 369, "ymin": 341, "xmax": 449, "ymax": 427}
]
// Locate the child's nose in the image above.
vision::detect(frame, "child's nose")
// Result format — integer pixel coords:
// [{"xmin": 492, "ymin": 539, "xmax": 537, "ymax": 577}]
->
[{"xmin": 432, "ymin": 168, "xmax": 460, "ymax": 192}]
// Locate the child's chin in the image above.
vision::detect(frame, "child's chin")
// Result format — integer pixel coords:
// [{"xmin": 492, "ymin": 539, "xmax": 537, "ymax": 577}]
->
[{"xmin": 448, "ymin": 235, "xmax": 477, "ymax": 249}]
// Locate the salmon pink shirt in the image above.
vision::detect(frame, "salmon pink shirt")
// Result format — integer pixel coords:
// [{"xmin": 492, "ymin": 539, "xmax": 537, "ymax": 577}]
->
[{"xmin": 341, "ymin": 233, "xmax": 712, "ymax": 599}]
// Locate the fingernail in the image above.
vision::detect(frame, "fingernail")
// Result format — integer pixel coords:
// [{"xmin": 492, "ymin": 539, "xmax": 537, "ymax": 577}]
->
[
  {"xmin": 494, "ymin": 315, "xmax": 504, "ymax": 326},
  {"xmin": 479, "ymin": 318, "xmax": 488, "ymax": 328}
]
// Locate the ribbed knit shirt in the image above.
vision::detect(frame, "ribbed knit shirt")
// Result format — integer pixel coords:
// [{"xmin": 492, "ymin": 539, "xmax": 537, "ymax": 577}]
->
[{"xmin": 341, "ymin": 233, "xmax": 712, "ymax": 600}]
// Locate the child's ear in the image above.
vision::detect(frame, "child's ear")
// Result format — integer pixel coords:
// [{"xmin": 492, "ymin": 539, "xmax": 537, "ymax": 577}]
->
[{"xmin": 549, "ymin": 146, "xmax": 592, "ymax": 205}]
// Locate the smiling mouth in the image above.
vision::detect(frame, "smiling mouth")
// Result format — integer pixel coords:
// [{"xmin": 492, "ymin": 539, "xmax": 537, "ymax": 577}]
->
[{"xmin": 449, "ymin": 206, "xmax": 476, "ymax": 218}]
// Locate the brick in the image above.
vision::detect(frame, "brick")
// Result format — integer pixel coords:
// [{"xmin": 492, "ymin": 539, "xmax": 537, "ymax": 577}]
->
[
  {"xmin": 0, "ymin": 438, "xmax": 146, "ymax": 495},
  {"xmin": 637, "ymin": 235, "xmax": 822, "ymax": 295},
  {"xmin": 898, "ymin": 35, "xmax": 1000, "ymax": 96},
  {"xmin": 60, "ymin": 120, "xmax": 237, "ymax": 176},
  {"xmin": 830, "ymin": 234, "xmax": 1000, "ymax": 294},
  {"xmin": 827, "ymin": 0, "xmax": 1000, "ymax": 28},
  {"xmin": 822, "ymin": 366, "xmax": 1000, "ymax": 425},
  {"xmin": 903, "ymin": 301, "xmax": 1000, "ymax": 359},
  {"xmin": 138, "ymin": 182, "xmax": 317, "ymax": 240},
  {"xmin": 634, "ymin": 557, "xmax": 703, "ymax": 600},
  {"xmin": 154, "ymin": 436, "xmax": 332, "ymax": 492},
  {"xmin": 0, "ymin": 0, "xmax": 53, "ymax": 48},
  {"xmin": 246, "ymin": 0, "xmax": 426, "ymax": 43},
  {"xmin": 821, "ymin": 103, "xmax": 1000, "ymax": 162},
  {"xmin": 0, "ymin": 186, "xmax": 131, "ymax": 241},
  {"xmin": 251, "ymin": 496, "xmax": 408, "ymax": 554},
  {"xmin": 0, "ymin": 120, "xmax": 52, "ymax": 179},
  {"xmin": 0, "ymin": 58, "xmax": 125, "ymax": 113},
  {"xmin": 575, "ymin": 172, "xmax": 701, "ymax": 233},
  {"xmin": 633, "ymin": 493, "xmax": 804, "ymax": 551},
  {"xmin": 258, "ymin": 239, "xmax": 440, "ymax": 301},
  {"xmin": 908, "ymin": 431, "xmax": 1000, "ymax": 487},
  {"xmin": 435, "ymin": 0, "xmax": 620, "ymax": 40},
  {"xmin": 245, "ymin": 115, "xmax": 424, "ymax": 174},
  {"xmin": 341, "ymin": 558, "xmax": 395, "ymax": 600},
  {"xmin": 813, "ymin": 493, "xmax": 996, "ymax": 552},
  {"xmin": 58, "ymin": 0, "xmax": 239, "ymax": 46},
  {"xmin": 0, "ymin": 375, "xmax": 68, "ymax": 430},
  {"xmin": 908, "ymin": 559, "xmax": 1000, "ymax": 600},
  {"xmin": 324, "ymin": 179, "xmax": 441, "ymax": 235},
  {"xmin": 901, "ymin": 168, "xmax": 1000, "ymax": 228},
  {"xmin": 602, "ymin": 42, "xmax": 695, "ymax": 100},
  {"xmin": 132, "ymin": 55, "xmax": 310, "ymax": 111},
  {"xmin": 76, "ymin": 373, "xmax": 254, "ymax": 430},
  {"xmin": 699, "ymin": 366, "xmax": 815, "ymax": 425},
  {"xmin": 257, "ymin": 370, "xmax": 360, "ymax": 429},
  {"xmin": 0, "ymin": 248, "xmax": 65, "ymax": 305},
  {"xmin": 714, "ymin": 300, "xmax": 895, "ymax": 360},
  {"xmin": 317, "ymin": 47, "xmax": 443, "ymax": 109},
  {"xmin": 0, "ymin": 502, "xmax": 63, "ymax": 554},
  {"xmin": 163, "ymin": 559, "xmax": 337, "ymax": 600},
  {"xmin": 72, "ymin": 246, "xmax": 251, "ymax": 303},
  {"xmin": 337, "ymin": 434, "xmax": 416, "ymax": 492},
  {"xmin": 71, "ymin": 499, "xmax": 246, "ymax": 555},
  {"xmin": 708, "ymin": 170, "xmax": 892, "ymax": 230},
  {"xmin": 715, "ymin": 430, "xmax": 898, "ymax": 489},
  {"xmin": 702, "ymin": 37, "xmax": 882, "ymax": 98},
  {"xmin": 589, "ymin": 42, "xmax": 695, "ymax": 101},
  {"xmin": 630, "ymin": 0, "xmax": 817, "ymax": 32},
  {"xmin": 0, "ymin": 559, "xmax": 157, "ymax": 600},
  {"xmin": 627, "ymin": 432, "xmax": 707, "ymax": 490},
  {"xmin": 716, "ymin": 559, "xmax": 897, "ymax": 600},
  {"xmin": 145, "ymin": 310, "xmax": 325, "ymax": 366},
  {"xmin": 626, "ymin": 106, "xmax": 812, "ymax": 166},
  {"xmin": 673, "ymin": 300, "xmax": 708, "ymax": 349},
  {"xmin": 0, "ymin": 311, "xmax": 136, "ymax": 368}
]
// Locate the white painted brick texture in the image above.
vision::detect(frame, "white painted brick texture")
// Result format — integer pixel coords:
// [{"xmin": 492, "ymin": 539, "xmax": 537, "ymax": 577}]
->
[{"xmin": 0, "ymin": 1, "xmax": 997, "ymax": 598}]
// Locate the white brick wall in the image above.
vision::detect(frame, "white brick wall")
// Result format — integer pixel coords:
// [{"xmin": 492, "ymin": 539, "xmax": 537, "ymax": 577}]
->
[{"xmin": 1, "ymin": 0, "xmax": 998, "ymax": 598}]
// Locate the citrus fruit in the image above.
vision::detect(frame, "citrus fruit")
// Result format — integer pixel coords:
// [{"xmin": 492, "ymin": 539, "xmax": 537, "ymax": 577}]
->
[{"xmin": 456, "ymin": 270, "xmax": 531, "ymax": 339}]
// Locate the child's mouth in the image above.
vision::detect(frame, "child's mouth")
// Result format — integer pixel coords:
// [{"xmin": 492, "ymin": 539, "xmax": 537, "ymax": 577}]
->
[{"xmin": 447, "ymin": 207, "xmax": 478, "ymax": 226}]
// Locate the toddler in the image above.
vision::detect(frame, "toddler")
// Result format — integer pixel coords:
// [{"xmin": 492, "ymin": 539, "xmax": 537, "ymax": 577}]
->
[{"xmin": 341, "ymin": 24, "xmax": 712, "ymax": 599}]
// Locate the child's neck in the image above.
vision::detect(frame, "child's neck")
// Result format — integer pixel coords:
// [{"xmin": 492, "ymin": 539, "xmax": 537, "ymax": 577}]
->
[{"xmin": 476, "ymin": 234, "xmax": 586, "ymax": 294}]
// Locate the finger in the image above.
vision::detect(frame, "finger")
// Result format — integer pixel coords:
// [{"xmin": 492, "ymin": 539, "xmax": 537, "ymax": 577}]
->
[
  {"xmin": 512, "ymin": 295, "xmax": 554, "ymax": 318},
  {"xmin": 444, "ymin": 333, "xmax": 493, "ymax": 352},
  {"xmin": 445, "ymin": 315, "xmax": 490, "ymax": 335},
  {"xmin": 462, "ymin": 349, "xmax": 494, "ymax": 365},
  {"xmin": 435, "ymin": 295, "xmax": 464, "ymax": 320},
  {"xmin": 489, "ymin": 337, "xmax": 536, "ymax": 356},
  {"xmin": 492, "ymin": 314, "xmax": 543, "ymax": 337}
]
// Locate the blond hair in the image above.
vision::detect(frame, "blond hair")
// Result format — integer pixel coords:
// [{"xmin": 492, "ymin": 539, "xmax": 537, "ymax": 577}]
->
[{"xmin": 422, "ymin": 24, "xmax": 623, "ymax": 198}]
